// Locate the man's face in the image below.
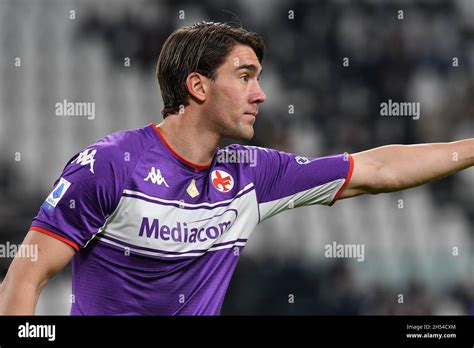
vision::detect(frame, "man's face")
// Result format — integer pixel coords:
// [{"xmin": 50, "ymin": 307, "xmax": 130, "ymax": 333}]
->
[{"xmin": 205, "ymin": 44, "xmax": 266, "ymax": 141}]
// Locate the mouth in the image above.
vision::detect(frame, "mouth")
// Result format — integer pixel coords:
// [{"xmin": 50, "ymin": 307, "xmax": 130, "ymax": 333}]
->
[{"xmin": 244, "ymin": 112, "xmax": 258, "ymax": 118}]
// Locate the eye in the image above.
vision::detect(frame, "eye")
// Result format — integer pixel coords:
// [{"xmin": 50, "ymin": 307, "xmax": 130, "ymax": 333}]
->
[{"xmin": 240, "ymin": 75, "xmax": 249, "ymax": 83}]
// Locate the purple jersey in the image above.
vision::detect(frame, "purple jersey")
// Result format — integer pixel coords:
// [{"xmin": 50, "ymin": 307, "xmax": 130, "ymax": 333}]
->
[{"xmin": 31, "ymin": 124, "xmax": 353, "ymax": 315}]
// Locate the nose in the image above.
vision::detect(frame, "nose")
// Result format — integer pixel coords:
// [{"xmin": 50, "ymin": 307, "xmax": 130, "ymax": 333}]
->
[{"xmin": 251, "ymin": 82, "xmax": 266, "ymax": 104}]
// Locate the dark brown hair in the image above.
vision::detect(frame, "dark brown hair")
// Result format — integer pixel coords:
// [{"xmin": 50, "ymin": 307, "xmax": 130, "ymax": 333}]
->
[{"xmin": 156, "ymin": 21, "xmax": 265, "ymax": 118}]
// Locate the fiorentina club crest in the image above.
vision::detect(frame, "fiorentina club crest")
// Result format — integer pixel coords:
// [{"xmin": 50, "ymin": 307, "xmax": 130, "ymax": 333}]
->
[{"xmin": 211, "ymin": 170, "xmax": 234, "ymax": 193}]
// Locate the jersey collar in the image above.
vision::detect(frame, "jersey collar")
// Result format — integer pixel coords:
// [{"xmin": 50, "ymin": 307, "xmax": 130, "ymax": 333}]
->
[{"xmin": 151, "ymin": 124, "xmax": 214, "ymax": 173}]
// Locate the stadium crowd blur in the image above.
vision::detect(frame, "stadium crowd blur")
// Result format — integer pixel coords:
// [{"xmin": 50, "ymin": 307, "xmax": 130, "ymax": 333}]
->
[{"xmin": 0, "ymin": 0, "xmax": 473, "ymax": 315}]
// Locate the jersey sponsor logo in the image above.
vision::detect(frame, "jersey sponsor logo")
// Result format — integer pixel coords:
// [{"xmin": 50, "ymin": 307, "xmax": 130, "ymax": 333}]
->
[
  {"xmin": 138, "ymin": 216, "xmax": 233, "ymax": 244},
  {"xmin": 211, "ymin": 170, "xmax": 234, "ymax": 192},
  {"xmin": 144, "ymin": 167, "xmax": 169, "ymax": 187},
  {"xmin": 73, "ymin": 148, "xmax": 97, "ymax": 173},
  {"xmin": 45, "ymin": 177, "xmax": 71, "ymax": 208}
]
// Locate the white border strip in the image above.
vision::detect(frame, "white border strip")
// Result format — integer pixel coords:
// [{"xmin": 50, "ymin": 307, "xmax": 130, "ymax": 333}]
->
[
  {"xmin": 96, "ymin": 236, "xmax": 247, "ymax": 258},
  {"xmin": 123, "ymin": 182, "xmax": 254, "ymax": 207}
]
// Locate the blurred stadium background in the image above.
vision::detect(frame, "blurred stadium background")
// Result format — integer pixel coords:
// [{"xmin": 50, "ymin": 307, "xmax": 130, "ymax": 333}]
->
[{"xmin": 0, "ymin": 0, "xmax": 473, "ymax": 315}]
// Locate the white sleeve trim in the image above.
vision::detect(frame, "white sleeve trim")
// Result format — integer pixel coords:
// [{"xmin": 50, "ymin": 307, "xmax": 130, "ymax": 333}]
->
[{"xmin": 257, "ymin": 179, "xmax": 345, "ymax": 223}]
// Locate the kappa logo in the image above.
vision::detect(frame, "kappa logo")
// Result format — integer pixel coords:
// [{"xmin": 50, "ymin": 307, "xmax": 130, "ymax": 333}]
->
[
  {"xmin": 144, "ymin": 167, "xmax": 169, "ymax": 187},
  {"xmin": 73, "ymin": 149, "xmax": 97, "ymax": 173},
  {"xmin": 211, "ymin": 170, "xmax": 234, "ymax": 193}
]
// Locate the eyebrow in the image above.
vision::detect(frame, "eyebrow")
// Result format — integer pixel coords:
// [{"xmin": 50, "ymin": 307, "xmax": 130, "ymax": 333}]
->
[{"xmin": 235, "ymin": 64, "xmax": 263, "ymax": 77}]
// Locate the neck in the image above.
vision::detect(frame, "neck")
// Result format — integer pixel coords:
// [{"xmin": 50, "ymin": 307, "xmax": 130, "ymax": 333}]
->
[{"xmin": 156, "ymin": 112, "xmax": 220, "ymax": 167}]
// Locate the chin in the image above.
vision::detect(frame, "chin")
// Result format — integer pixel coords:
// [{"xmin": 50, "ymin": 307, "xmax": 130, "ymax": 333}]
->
[
  {"xmin": 229, "ymin": 133, "xmax": 253, "ymax": 141},
  {"xmin": 225, "ymin": 127, "xmax": 254, "ymax": 141},
  {"xmin": 239, "ymin": 126, "xmax": 254, "ymax": 141}
]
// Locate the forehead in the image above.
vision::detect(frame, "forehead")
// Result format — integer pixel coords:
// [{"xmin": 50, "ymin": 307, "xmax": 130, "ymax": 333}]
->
[{"xmin": 223, "ymin": 44, "xmax": 262, "ymax": 72}]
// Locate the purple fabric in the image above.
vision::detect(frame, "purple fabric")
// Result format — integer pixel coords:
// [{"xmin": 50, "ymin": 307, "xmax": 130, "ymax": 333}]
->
[
  {"xmin": 31, "ymin": 124, "xmax": 351, "ymax": 315},
  {"xmin": 70, "ymin": 239, "xmax": 242, "ymax": 315},
  {"xmin": 32, "ymin": 126, "xmax": 158, "ymax": 248},
  {"xmin": 229, "ymin": 144, "xmax": 351, "ymax": 204}
]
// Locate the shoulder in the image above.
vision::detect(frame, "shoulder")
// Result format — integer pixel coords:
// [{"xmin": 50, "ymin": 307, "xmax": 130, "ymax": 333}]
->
[
  {"xmin": 219, "ymin": 144, "xmax": 288, "ymax": 168},
  {"xmin": 223, "ymin": 144, "xmax": 271, "ymax": 153},
  {"xmin": 91, "ymin": 125, "xmax": 157, "ymax": 156},
  {"xmin": 219, "ymin": 144, "xmax": 274, "ymax": 161},
  {"xmin": 216, "ymin": 144, "xmax": 284, "ymax": 182},
  {"xmin": 64, "ymin": 125, "xmax": 159, "ymax": 177}
]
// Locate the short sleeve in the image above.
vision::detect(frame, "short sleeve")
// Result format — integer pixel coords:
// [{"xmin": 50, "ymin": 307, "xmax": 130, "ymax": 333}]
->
[
  {"xmin": 30, "ymin": 139, "xmax": 132, "ymax": 250},
  {"xmin": 242, "ymin": 146, "xmax": 353, "ymax": 222}
]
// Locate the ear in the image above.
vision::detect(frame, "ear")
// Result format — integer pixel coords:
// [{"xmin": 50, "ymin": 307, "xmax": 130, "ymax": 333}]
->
[{"xmin": 186, "ymin": 72, "xmax": 207, "ymax": 102}]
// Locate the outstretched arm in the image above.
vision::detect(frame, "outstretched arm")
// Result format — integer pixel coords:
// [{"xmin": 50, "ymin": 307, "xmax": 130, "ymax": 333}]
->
[{"xmin": 340, "ymin": 138, "xmax": 474, "ymax": 199}]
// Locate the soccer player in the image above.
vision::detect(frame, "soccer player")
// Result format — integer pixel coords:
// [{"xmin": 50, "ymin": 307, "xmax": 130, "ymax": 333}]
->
[{"xmin": 0, "ymin": 22, "xmax": 472, "ymax": 315}]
